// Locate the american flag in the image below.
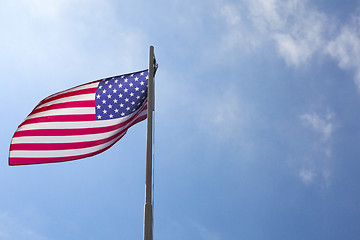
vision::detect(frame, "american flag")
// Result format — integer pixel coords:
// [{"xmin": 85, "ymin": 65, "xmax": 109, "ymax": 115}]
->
[{"xmin": 9, "ymin": 70, "xmax": 149, "ymax": 165}]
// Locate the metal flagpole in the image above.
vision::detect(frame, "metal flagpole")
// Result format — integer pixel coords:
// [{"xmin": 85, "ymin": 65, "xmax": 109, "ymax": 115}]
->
[{"xmin": 144, "ymin": 46, "xmax": 155, "ymax": 240}]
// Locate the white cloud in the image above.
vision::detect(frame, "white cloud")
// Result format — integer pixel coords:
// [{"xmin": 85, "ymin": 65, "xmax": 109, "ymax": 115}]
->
[
  {"xmin": 300, "ymin": 111, "xmax": 335, "ymax": 141},
  {"xmin": 299, "ymin": 168, "xmax": 316, "ymax": 184},
  {"xmin": 297, "ymin": 110, "xmax": 335, "ymax": 186},
  {"xmin": 220, "ymin": 4, "xmax": 241, "ymax": 26},
  {"xmin": 272, "ymin": 34, "xmax": 311, "ymax": 67},
  {"xmin": 249, "ymin": 0, "xmax": 327, "ymax": 67},
  {"xmin": 216, "ymin": 0, "xmax": 360, "ymax": 90},
  {"xmin": 327, "ymin": 16, "xmax": 360, "ymax": 90}
]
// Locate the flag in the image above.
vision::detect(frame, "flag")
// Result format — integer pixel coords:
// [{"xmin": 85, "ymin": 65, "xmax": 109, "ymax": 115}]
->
[{"xmin": 9, "ymin": 70, "xmax": 149, "ymax": 165}]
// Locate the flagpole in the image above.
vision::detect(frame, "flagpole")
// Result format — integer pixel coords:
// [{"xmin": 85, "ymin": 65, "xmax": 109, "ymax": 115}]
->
[{"xmin": 144, "ymin": 46, "xmax": 155, "ymax": 240}]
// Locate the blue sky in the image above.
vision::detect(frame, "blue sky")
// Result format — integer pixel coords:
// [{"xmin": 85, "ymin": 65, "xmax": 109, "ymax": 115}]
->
[{"xmin": 1, "ymin": 0, "xmax": 360, "ymax": 239}]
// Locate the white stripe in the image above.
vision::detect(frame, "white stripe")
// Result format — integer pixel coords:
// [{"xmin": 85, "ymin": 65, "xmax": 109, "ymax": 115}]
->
[
  {"xmin": 10, "ymin": 132, "xmax": 126, "ymax": 158},
  {"xmin": 35, "ymin": 93, "xmax": 95, "ymax": 110},
  {"xmin": 41, "ymin": 82, "xmax": 99, "ymax": 102},
  {"xmin": 12, "ymin": 122, "xmax": 129, "ymax": 143},
  {"xmin": 16, "ymin": 109, "xmax": 147, "ymax": 131},
  {"xmin": 25, "ymin": 107, "xmax": 95, "ymax": 120},
  {"xmin": 13, "ymin": 111, "xmax": 147, "ymax": 143},
  {"xmin": 17, "ymin": 105, "xmax": 147, "ymax": 130}
]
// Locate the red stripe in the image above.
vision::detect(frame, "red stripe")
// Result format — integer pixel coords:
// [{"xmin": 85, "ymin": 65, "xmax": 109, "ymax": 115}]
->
[
  {"xmin": 9, "ymin": 138, "xmax": 120, "ymax": 165},
  {"xmin": 9, "ymin": 129, "xmax": 127, "ymax": 166},
  {"xmin": 14, "ymin": 105, "xmax": 147, "ymax": 137},
  {"xmin": 31, "ymin": 100, "xmax": 95, "ymax": 115},
  {"xmin": 11, "ymin": 129, "xmax": 127, "ymax": 151},
  {"xmin": 36, "ymin": 87, "xmax": 97, "ymax": 108},
  {"xmin": 19, "ymin": 114, "xmax": 96, "ymax": 127},
  {"xmin": 39, "ymin": 79, "xmax": 100, "ymax": 104},
  {"xmin": 11, "ymin": 113, "xmax": 147, "ymax": 151}
]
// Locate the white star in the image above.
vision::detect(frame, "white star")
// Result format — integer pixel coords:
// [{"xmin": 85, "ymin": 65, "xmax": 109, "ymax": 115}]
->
[
  {"xmin": 130, "ymin": 92, "xmax": 134, "ymax": 97},
  {"xmin": 113, "ymin": 89, "xmax": 117, "ymax": 93},
  {"xmin": 105, "ymin": 80, "xmax": 109, "ymax": 84},
  {"xmin": 115, "ymin": 79, "xmax": 118, "ymax": 83},
  {"xmin": 126, "ymin": 107, "xmax": 130, "ymax": 111},
  {"xmin": 96, "ymin": 94, "xmax": 101, "ymax": 99},
  {"xmin": 102, "ymin": 89, "xmax": 106, "ymax": 94},
  {"xmin": 108, "ymin": 104, "xmax": 112, "ymax": 109},
  {"xmin": 131, "ymin": 101, "xmax": 135, "ymax": 105},
  {"xmin": 113, "ymin": 99, "xmax": 118, "ymax": 103},
  {"xmin": 141, "ymin": 90, "xmax": 145, "ymax": 93},
  {"xmin": 130, "ymin": 74, "xmax": 134, "ymax": 77},
  {"xmin": 121, "ymin": 112, "xmax": 125, "ymax": 116},
  {"xmin": 121, "ymin": 75, "xmax": 124, "ymax": 78},
  {"xmin": 97, "ymin": 115, "xmax": 102, "ymax": 119},
  {"xmin": 135, "ymin": 87, "xmax": 139, "ymax": 91},
  {"xmin": 125, "ymin": 98, "xmax": 129, "ymax": 102},
  {"xmin": 119, "ymin": 83, "xmax": 123, "ymax": 88},
  {"xmin": 140, "ymin": 72, "xmax": 144, "ymax": 76},
  {"xmin": 115, "ymin": 109, "xmax": 119, "ymax": 113},
  {"xmin": 140, "ymin": 81, "xmax": 144, "ymax": 85},
  {"xmin": 107, "ymin": 94, "xmax": 111, "ymax": 99},
  {"xmin": 109, "ymin": 114, "xmax": 114, "ymax": 118},
  {"xmin": 102, "ymin": 100, "xmax": 106, "ymax": 104},
  {"xmin": 146, "ymin": 75, "xmax": 148, "ymax": 79},
  {"xmin": 119, "ymin": 93, "xmax": 123, "ymax": 98},
  {"xmin": 136, "ymin": 95, "xmax": 140, "ymax": 99},
  {"xmin": 129, "ymin": 83, "xmax": 133, "ymax": 87},
  {"xmin": 103, "ymin": 109, "xmax": 107, "ymax": 114},
  {"xmin": 96, "ymin": 105, "xmax": 101, "ymax": 109},
  {"xmin": 124, "ymin": 88, "xmax": 128, "ymax": 92},
  {"xmin": 134, "ymin": 77, "xmax": 139, "ymax": 81},
  {"xmin": 99, "ymin": 85, "xmax": 103, "ymax": 89},
  {"xmin": 124, "ymin": 78, "xmax": 128, "ymax": 83},
  {"xmin": 120, "ymin": 103, "xmax": 124, "ymax": 108},
  {"xmin": 109, "ymin": 84, "xmax": 112, "ymax": 88}
]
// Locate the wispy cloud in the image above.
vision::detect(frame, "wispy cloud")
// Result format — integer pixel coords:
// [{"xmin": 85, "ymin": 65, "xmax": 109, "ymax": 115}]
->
[
  {"xmin": 327, "ymin": 15, "xmax": 360, "ymax": 90},
  {"xmin": 217, "ymin": 0, "xmax": 360, "ymax": 90},
  {"xmin": 299, "ymin": 168, "xmax": 316, "ymax": 185},
  {"xmin": 249, "ymin": 0, "xmax": 327, "ymax": 66},
  {"xmin": 297, "ymin": 110, "xmax": 336, "ymax": 186},
  {"xmin": 300, "ymin": 111, "xmax": 335, "ymax": 141}
]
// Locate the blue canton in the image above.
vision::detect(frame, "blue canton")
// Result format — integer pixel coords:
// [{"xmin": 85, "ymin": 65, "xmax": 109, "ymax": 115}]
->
[{"xmin": 95, "ymin": 70, "xmax": 149, "ymax": 120}]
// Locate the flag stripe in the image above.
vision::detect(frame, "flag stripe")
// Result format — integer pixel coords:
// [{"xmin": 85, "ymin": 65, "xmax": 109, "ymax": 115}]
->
[
  {"xmin": 13, "ymin": 108, "xmax": 147, "ymax": 138},
  {"xmin": 38, "ymin": 81, "xmax": 99, "ymax": 106},
  {"xmin": 25, "ymin": 107, "xmax": 95, "ymax": 121},
  {"xmin": 10, "ymin": 131, "xmax": 127, "ymax": 158},
  {"xmin": 19, "ymin": 114, "xmax": 96, "ymax": 126},
  {"xmin": 11, "ymin": 126, "xmax": 128, "ymax": 150},
  {"xmin": 9, "ymin": 136, "xmax": 121, "ymax": 165},
  {"xmin": 15, "ymin": 104, "xmax": 146, "ymax": 131},
  {"xmin": 12, "ymin": 108, "xmax": 147, "ymax": 143},
  {"xmin": 37, "ymin": 87, "xmax": 98, "ymax": 108},
  {"xmin": 35, "ymin": 93, "xmax": 95, "ymax": 110},
  {"xmin": 10, "ymin": 111, "xmax": 146, "ymax": 151},
  {"xmin": 31, "ymin": 101, "xmax": 95, "ymax": 115}
]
